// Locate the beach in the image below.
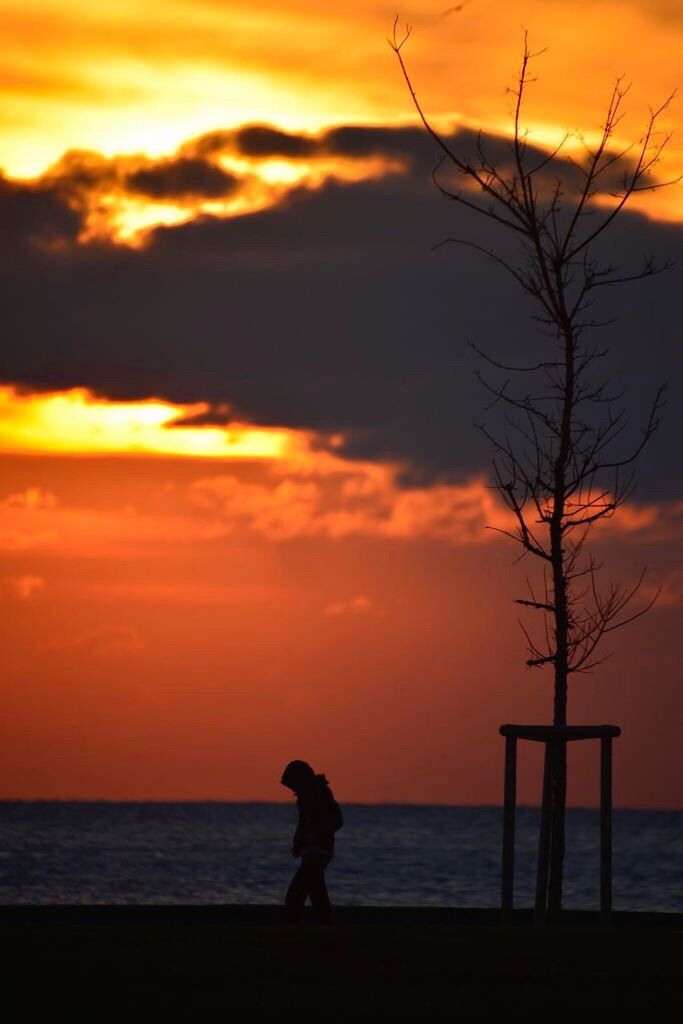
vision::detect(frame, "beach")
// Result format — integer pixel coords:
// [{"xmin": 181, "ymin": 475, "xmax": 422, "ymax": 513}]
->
[{"xmin": 3, "ymin": 907, "xmax": 681, "ymax": 1015}]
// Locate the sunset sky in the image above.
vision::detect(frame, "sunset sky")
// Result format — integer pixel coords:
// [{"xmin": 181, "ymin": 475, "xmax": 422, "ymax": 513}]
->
[{"xmin": 1, "ymin": 0, "xmax": 681, "ymax": 807}]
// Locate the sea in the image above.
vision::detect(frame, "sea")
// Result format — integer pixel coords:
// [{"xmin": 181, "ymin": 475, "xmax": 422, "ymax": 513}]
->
[{"xmin": 0, "ymin": 803, "xmax": 680, "ymax": 912}]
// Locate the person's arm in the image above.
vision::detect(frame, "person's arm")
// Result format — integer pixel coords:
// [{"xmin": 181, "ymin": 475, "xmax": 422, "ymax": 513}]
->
[{"xmin": 291, "ymin": 800, "xmax": 308, "ymax": 856}]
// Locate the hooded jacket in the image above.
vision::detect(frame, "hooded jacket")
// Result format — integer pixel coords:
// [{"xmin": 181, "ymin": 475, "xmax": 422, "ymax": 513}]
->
[{"xmin": 291, "ymin": 773, "xmax": 343, "ymax": 859}]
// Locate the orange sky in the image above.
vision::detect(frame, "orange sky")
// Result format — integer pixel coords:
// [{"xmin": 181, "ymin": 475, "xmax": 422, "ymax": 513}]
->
[
  {"xmin": 1, "ymin": 1, "xmax": 681, "ymax": 222},
  {"xmin": 2, "ymin": 439, "xmax": 681, "ymax": 806},
  {"xmin": 0, "ymin": 1, "xmax": 681, "ymax": 805},
  {"xmin": 0, "ymin": 2, "xmax": 680, "ymax": 172}
]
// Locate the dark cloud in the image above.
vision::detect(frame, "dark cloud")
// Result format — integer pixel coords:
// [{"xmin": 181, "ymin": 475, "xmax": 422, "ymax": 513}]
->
[
  {"xmin": 40, "ymin": 121, "xmax": 633, "ymax": 222},
  {"xmin": 187, "ymin": 120, "xmax": 564, "ymax": 171},
  {"xmin": 186, "ymin": 125, "xmax": 317, "ymax": 160},
  {"xmin": 183, "ymin": 120, "xmax": 641, "ymax": 202},
  {"xmin": 44, "ymin": 150, "xmax": 118, "ymax": 192},
  {"xmin": 185, "ymin": 122, "xmax": 436, "ymax": 166},
  {"xmin": 228, "ymin": 123, "xmax": 435, "ymax": 163},
  {"xmin": 40, "ymin": 148, "xmax": 242, "ymax": 208},
  {"xmin": 324, "ymin": 124, "xmax": 438, "ymax": 161},
  {"xmin": 235, "ymin": 125, "xmax": 320, "ymax": 159},
  {"xmin": 167, "ymin": 404, "xmax": 233, "ymax": 427},
  {"xmin": 125, "ymin": 157, "xmax": 240, "ymax": 200},
  {"xmin": 1, "ymin": 123, "xmax": 681, "ymax": 495},
  {"xmin": 0, "ymin": 174, "xmax": 81, "ymax": 244}
]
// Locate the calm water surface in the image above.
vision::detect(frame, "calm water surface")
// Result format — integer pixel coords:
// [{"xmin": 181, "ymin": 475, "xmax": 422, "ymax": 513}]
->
[{"xmin": 0, "ymin": 802, "xmax": 680, "ymax": 912}]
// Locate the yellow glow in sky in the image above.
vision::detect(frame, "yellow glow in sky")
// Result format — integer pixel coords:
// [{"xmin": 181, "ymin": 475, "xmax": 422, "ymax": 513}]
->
[
  {"xmin": 0, "ymin": 386, "xmax": 297, "ymax": 459},
  {"xmin": 0, "ymin": 0, "xmax": 680, "ymax": 220},
  {"xmin": 70, "ymin": 152, "xmax": 404, "ymax": 245}
]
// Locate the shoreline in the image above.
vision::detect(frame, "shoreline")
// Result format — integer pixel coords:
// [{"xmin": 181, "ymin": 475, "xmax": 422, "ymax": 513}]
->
[{"xmin": 2, "ymin": 904, "xmax": 682, "ymax": 928}]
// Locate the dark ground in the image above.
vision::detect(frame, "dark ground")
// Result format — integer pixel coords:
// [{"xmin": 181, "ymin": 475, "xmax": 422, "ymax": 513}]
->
[{"xmin": 2, "ymin": 907, "xmax": 681, "ymax": 1017}]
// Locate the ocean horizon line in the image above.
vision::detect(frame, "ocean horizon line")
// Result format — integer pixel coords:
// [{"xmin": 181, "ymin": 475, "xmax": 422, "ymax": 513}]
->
[{"xmin": 1, "ymin": 798, "xmax": 681, "ymax": 813}]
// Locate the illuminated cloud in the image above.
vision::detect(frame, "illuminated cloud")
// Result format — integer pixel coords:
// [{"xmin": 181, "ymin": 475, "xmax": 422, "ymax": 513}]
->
[
  {"xmin": 191, "ymin": 474, "xmax": 321, "ymax": 540},
  {"xmin": 617, "ymin": 498, "xmax": 683, "ymax": 543},
  {"xmin": 1, "ymin": 487, "xmax": 58, "ymax": 510},
  {"xmin": 0, "ymin": 486, "xmax": 59, "ymax": 550},
  {"xmin": 35, "ymin": 126, "xmax": 406, "ymax": 243},
  {"xmin": 4, "ymin": 574, "xmax": 46, "ymax": 600},
  {"xmin": 46, "ymin": 625, "xmax": 145, "ymax": 658},
  {"xmin": 0, "ymin": 387, "xmax": 298, "ymax": 459},
  {"xmin": 36, "ymin": 149, "xmax": 235, "ymax": 243},
  {"xmin": 0, "ymin": 1, "xmax": 680, "ymax": 207},
  {"xmin": 0, "ymin": 453, "xmax": 673, "ymax": 567},
  {"xmin": 2, "ymin": 137, "xmax": 679, "ymax": 488},
  {"xmin": 190, "ymin": 470, "xmax": 513, "ymax": 544},
  {"xmin": 2, "ymin": 115, "xmax": 671, "ymax": 248},
  {"xmin": 325, "ymin": 595, "xmax": 373, "ymax": 616},
  {"xmin": 189, "ymin": 461, "xmax": 683, "ymax": 548},
  {"xmin": 641, "ymin": 571, "xmax": 683, "ymax": 608}
]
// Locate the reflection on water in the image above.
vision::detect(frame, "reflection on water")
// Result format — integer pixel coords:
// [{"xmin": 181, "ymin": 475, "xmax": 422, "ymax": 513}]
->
[{"xmin": 0, "ymin": 802, "xmax": 680, "ymax": 911}]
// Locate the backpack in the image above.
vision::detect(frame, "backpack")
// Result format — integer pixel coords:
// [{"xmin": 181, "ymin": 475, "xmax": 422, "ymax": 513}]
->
[{"xmin": 320, "ymin": 779, "xmax": 344, "ymax": 833}]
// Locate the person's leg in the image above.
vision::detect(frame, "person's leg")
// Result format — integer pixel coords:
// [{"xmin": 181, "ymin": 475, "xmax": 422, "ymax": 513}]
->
[
  {"xmin": 285, "ymin": 861, "xmax": 310, "ymax": 923},
  {"xmin": 306, "ymin": 855, "xmax": 332, "ymax": 924}
]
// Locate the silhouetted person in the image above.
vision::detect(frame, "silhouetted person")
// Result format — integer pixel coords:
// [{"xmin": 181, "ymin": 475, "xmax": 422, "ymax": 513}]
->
[{"xmin": 281, "ymin": 760, "xmax": 343, "ymax": 924}]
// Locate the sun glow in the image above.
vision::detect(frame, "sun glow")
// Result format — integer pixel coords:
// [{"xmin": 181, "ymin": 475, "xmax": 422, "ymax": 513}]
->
[
  {"xmin": 0, "ymin": 0, "xmax": 680, "ymax": 229},
  {"xmin": 80, "ymin": 197, "xmax": 198, "ymax": 245},
  {"xmin": 53, "ymin": 149, "xmax": 406, "ymax": 245},
  {"xmin": 0, "ymin": 386, "xmax": 299, "ymax": 459}
]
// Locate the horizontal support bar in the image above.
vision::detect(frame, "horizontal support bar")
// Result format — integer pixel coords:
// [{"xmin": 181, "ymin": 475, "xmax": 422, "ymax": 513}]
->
[{"xmin": 499, "ymin": 724, "xmax": 621, "ymax": 741}]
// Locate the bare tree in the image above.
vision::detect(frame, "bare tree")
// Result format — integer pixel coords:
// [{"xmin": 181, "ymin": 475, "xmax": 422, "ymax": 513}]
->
[{"xmin": 391, "ymin": 21, "xmax": 676, "ymax": 913}]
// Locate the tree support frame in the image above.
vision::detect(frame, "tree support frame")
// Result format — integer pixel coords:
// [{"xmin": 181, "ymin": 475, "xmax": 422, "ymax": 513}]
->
[{"xmin": 499, "ymin": 724, "xmax": 621, "ymax": 926}]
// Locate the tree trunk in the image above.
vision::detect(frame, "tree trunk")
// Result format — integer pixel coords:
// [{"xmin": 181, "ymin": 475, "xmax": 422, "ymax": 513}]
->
[
  {"xmin": 547, "ymin": 321, "xmax": 573, "ymax": 917},
  {"xmin": 549, "ymin": 549, "xmax": 568, "ymax": 916},
  {"xmin": 548, "ymin": 742, "xmax": 567, "ymax": 915},
  {"xmin": 548, "ymin": 558, "xmax": 568, "ymax": 917}
]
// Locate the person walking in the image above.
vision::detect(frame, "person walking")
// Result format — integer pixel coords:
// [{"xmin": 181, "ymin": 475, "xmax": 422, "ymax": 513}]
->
[{"xmin": 280, "ymin": 760, "xmax": 343, "ymax": 924}]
